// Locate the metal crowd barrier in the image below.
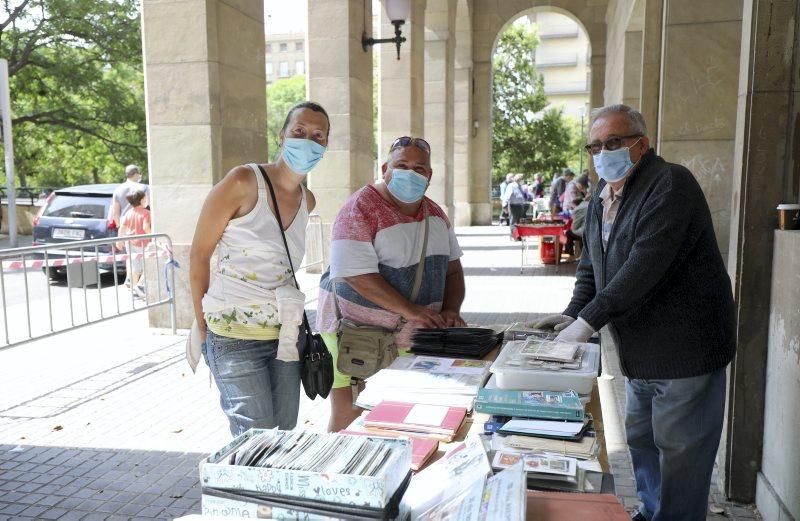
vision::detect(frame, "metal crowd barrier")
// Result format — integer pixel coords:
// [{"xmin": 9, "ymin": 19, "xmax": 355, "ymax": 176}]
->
[{"xmin": 0, "ymin": 234, "xmax": 176, "ymax": 350}]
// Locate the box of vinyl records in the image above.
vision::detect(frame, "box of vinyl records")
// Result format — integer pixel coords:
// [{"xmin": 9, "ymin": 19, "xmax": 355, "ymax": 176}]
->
[{"xmin": 200, "ymin": 429, "xmax": 412, "ymax": 511}]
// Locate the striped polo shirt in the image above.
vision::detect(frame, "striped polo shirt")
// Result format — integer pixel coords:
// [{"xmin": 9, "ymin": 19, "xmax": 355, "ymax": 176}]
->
[{"xmin": 316, "ymin": 185, "xmax": 463, "ymax": 348}]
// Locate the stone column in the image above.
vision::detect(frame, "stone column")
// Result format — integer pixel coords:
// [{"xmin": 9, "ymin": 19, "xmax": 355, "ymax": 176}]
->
[
  {"xmin": 379, "ymin": 1, "xmax": 425, "ymax": 156},
  {"xmin": 639, "ymin": 0, "xmax": 664, "ymax": 150},
  {"xmin": 622, "ymin": 0, "xmax": 644, "ymax": 109},
  {"xmin": 622, "ymin": 29, "xmax": 642, "ymax": 109},
  {"xmin": 452, "ymin": 0, "xmax": 472, "ymax": 226},
  {"xmin": 141, "ymin": 0, "xmax": 267, "ymax": 328},
  {"xmin": 469, "ymin": 58, "xmax": 492, "ymax": 225},
  {"xmin": 656, "ymin": 0, "xmax": 743, "ymax": 260},
  {"xmin": 424, "ymin": 0, "xmax": 456, "ymax": 220},
  {"xmin": 307, "ymin": 0, "xmax": 374, "ymax": 247},
  {"xmin": 726, "ymin": 0, "xmax": 800, "ymax": 504},
  {"xmin": 587, "ymin": 54, "xmax": 607, "ymax": 186},
  {"xmin": 590, "ymin": 54, "xmax": 606, "ymax": 110}
]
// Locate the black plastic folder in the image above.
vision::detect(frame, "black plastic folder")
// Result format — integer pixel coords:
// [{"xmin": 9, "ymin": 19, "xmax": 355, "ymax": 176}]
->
[{"xmin": 410, "ymin": 327, "xmax": 501, "ymax": 358}]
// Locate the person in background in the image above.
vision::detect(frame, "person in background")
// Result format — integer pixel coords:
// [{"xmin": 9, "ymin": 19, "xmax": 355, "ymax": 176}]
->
[
  {"xmin": 189, "ymin": 101, "xmax": 329, "ymax": 436},
  {"xmin": 506, "ymin": 173, "xmax": 528, "ymax": 235},
  {"xmin": 110, "ymin": 164, "xmax": 149, "ymax": 228},
  {"xmin": 549, "ymin": 168, "xmax": 574, "ymax": 217},
  {"xmin": 563, "ymin": 173, "xmax": 589, "ymax": 215},
  {"xmin": 530, "ymin": 173, "xmax": 545, "ymax": 198},
  {"xmin": 316, "ymin": 136, "xmax": 466, "ymax": 432},
  {"xmin": 116, "ymin": 190, "xmax": 152, "ymax": 298},
  {"xmin": 499, "ymin": 173, "xmax": 513, "ymax": 225},
  {"xmin": 564, "ymin": 193, "xmax": 590, "ymax": 259},
  {"xmin": 535, "ymin": 104, "xmax": 734, "ymax": 521}
]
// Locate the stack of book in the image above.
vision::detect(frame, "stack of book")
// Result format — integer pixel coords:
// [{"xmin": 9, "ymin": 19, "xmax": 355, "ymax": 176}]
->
[
  {"xmin": 362, "ymin": 400, "xmax": 467, "ymax": 442},
  {"xmin": 410, "ymin": 327, "xmax": 501, "ymax": 358},
  {"xmin": 356, "ymin": 355, "xmax": 492, "ymax": 411},
  {"xmin": 475, "ymin": 369, "xmax": 604, "ymax": 493}
]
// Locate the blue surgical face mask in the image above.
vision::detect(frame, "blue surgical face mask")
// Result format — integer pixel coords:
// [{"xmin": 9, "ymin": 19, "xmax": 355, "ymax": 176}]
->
[
  {"xmin": 387, "ymin": 169, "xmax": 429, "ymax": 204},
  {"xmin": 593, "ymin": 138, "xmax": 641, "ymax": 183},
  {"xmin": 281, "ymin": 137, "xmax": 326, "ymax": 174}
]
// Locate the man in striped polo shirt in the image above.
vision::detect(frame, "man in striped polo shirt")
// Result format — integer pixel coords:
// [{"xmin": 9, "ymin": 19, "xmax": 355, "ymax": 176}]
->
[{"xmin": 316, "ymin": 136, "xmax": 466, "ymax": 432}]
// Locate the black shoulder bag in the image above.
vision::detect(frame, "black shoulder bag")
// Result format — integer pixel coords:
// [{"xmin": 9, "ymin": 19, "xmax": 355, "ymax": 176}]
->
[{"xmin": 258, "ymin": 165, "xmax": 333, "ymax": 400}]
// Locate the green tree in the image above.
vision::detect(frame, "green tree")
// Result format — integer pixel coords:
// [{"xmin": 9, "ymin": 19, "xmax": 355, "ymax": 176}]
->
[
  {"xmin": 0, "ymin": 0, "xmax": 146, "ymax": 188},
  {"xmin": 492, "ymin": 24, "xmax": 577, "ymax": 184},
  {"xmin": 266, "ymin": 75, "xmax": 306, "ymax": 160}
]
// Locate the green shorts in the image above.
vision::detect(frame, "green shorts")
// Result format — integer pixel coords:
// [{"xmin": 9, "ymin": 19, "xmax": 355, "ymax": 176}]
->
[{"xmin": 321, "ymin": 332, "xmax": 411, "ymax": 389}]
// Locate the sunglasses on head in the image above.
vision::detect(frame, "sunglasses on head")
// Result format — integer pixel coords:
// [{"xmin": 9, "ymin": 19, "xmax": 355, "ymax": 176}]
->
[{"xmin": 389, "ymin": 136, "xmax": 431, "ymax": 154}]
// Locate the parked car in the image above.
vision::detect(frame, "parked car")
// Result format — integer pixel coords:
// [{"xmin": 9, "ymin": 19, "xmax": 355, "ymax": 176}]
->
[{"xmin": 32, "ymin": 184, "xmax": 126, "ymax": 279}]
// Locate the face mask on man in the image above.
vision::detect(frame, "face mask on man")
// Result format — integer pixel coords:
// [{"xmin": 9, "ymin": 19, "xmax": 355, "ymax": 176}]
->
[
  {"xmin": 593, "ymin": 138, "xmax": 641, "ymax": 183},
  {"xmin": 281, "ymin": 137, "xmax": 326, "ymax": 174},
  {"xmin": 387, "ymin": 169, "xmax": 429, "ymax": 203}
]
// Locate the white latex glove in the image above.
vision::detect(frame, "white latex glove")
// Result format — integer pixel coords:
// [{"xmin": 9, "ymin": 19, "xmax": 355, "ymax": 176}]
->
[
  {"xmin": 533, "ymin": 314, "xmax": 576, "ymax": 332},
  {"xmin": 555, "ymin": 317, "xmax": 595, "ymax": 343}
]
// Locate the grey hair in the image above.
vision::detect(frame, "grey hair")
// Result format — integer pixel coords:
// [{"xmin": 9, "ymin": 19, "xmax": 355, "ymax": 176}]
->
[
  {"xmin": 124, "ymin": 164, "xmax": 140, "ymax": 177},
  {"xmin": 590, "ymin": 104, "xmax": 648, "ymax": 136}
]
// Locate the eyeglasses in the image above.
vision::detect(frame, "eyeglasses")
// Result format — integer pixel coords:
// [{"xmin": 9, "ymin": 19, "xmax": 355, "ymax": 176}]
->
[
  {"xmin": 389, "ymin": 136, "xmax": 431, "ymax": 154},
  {"xmin": 584, "ymin": 134, "xmax": 641, "ymax": 154}
]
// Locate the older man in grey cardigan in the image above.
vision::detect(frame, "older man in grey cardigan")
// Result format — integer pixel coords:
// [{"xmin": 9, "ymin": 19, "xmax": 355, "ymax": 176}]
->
[{"xmin": 536, "ymin": 105, "xmax": 735, "ymax": 521}]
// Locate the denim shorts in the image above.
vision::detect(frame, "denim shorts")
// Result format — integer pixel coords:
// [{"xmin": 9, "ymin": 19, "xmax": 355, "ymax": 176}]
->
[{"xmin": 202, "ymin": 330, "xmax": 302, "ymax": 436}]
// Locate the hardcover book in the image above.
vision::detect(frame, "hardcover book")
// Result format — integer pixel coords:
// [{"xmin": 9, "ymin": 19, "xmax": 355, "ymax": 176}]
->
[{"xmin": 476, "ymin": 378, "xmax": 584, "ymax": 420}]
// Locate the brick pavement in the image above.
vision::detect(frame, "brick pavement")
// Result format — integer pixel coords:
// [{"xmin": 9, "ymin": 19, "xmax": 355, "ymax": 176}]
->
[{"xmin": 0, "ymin": 226, "xmax": 760, "ymax": 519}]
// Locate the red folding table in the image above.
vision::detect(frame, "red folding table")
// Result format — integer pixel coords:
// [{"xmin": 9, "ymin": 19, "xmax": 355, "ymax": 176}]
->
[{"xmin": 511, "ymin": 223, "xmax": 568, "ymax": 272}]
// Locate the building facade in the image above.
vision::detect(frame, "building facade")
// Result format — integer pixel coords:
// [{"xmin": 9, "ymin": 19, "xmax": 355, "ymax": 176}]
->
[
  {"xmin": 527, "ymin": 11, "xmax": 591, "ymax": 119},
  {"xmin": 264, "ymin": 32, "xmax": 305, "ymax": 83}
]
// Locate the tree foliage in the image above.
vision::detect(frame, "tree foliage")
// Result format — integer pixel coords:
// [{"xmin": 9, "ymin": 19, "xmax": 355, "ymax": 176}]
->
[
  {"xmin": 0, "ymin": 0, "xmax": 145, "ymax": 188},
  {"xmin": 266, "ymin": 75, "xmax": 306, "ymax": 160},
  {"xmin": 492, "ymin": 24, "xmax": 576, "ymax": 184}
]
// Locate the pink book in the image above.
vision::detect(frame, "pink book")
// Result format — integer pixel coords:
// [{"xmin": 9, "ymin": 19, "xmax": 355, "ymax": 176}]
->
[
  {"xmin": 364, "ymin": 401, "xmax": 467, "ymax": 437},
  {"xmin": 339, "ymin": 430, "xmax": 439, "ymax": 471}
]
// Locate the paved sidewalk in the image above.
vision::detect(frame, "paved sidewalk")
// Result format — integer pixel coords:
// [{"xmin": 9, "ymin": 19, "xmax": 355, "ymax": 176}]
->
[{"xmin": 0, "ymin": 226, "xmax": 759, "ymax": 519}]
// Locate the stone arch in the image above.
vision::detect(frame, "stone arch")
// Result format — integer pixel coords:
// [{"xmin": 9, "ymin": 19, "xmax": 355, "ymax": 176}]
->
[{"xmin": 467, "ymin": 0, "xmax": 607, "ymax": 224}]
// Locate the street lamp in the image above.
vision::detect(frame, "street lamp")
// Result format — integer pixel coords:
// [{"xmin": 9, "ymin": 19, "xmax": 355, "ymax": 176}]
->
[{"xmin": 362, "ymin": 0, "xmax": 411, "ymax": 60}]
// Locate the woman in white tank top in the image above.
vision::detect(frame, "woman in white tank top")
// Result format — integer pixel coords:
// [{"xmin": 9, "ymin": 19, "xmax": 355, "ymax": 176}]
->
[{"xmin": 189, "ymin": 102, "xmax": 330, "ymax": 436}]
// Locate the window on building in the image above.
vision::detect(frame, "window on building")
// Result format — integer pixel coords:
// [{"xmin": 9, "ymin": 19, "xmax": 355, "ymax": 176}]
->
[
  {"xmin": 295, "ymin": 41, "xmax": 304, "ymax": 52},
  {"xmin": 280, "ymin": 42, "xmax": 287, "ymax": 52},
  {"xmin": 295, "ymin": 60, "xmax": 305, "ymax": 75},
  {"xmin": 279, "ymin": 61, "xmax": 289, "ymax": 77},
  {"xmin": 266, "ymin": 63, "xmax": 273, "ymax": 76},
  {"xmin": 266, "ymin": 43, "xmax": 272, "ymax": 53}
]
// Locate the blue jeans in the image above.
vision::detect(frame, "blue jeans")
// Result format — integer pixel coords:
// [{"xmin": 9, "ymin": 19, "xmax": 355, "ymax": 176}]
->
[
  {"xmin": 202, "ymin": 330, "xmax": 302, "ymax": 436},
  {"xmin": 625, "ymin": 367, "xmax": 727, "ymax": 521}
]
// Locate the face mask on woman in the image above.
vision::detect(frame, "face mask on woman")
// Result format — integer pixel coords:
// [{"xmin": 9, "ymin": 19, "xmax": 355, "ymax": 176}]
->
[
  {"xmin": 592, "ymin": 138, "xmax": 642, "ymax": 183},
  {"xmin": 281, "ymin": 137, "xmax": 326, "ymax": 174},
  {"xmin": 387, "ymin": 169, "xmax": 429, "ymax": 203}
]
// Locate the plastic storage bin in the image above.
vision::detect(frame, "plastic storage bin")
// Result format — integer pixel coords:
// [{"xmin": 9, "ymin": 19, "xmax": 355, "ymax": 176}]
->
[
  {"xmin": 540, "ymin": 237, "xmax": 556, "ymax": 264},
  {"xmin": 489, "ymin": 340, "xmax": 599, "ymax": 394}
]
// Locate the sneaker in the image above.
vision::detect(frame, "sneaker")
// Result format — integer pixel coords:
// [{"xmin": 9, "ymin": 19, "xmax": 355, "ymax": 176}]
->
[
  {"xmin": 630, "ymin": 510, "xmax": 648, "ymax": 521},
  {"xmin": 132, "ymin": 285, "xmax": 146, "ymax": 299}
]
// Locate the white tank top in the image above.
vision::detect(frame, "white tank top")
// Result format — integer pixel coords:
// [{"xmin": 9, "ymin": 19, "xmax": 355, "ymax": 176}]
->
[{"xmin": 202, "ymin": 164, "xmax": 308, "ymax": 329}]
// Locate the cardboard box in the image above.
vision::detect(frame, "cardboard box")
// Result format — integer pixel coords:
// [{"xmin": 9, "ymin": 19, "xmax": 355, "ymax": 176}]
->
[{"xmin": 200, "ymin": 429, "xmax": 412, "ymax": 511}]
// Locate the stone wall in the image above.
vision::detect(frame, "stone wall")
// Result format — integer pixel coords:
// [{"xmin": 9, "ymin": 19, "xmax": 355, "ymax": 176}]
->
[{"xmin": 756, "ymin": 230, "xmax": 800, "ymax": 520}]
